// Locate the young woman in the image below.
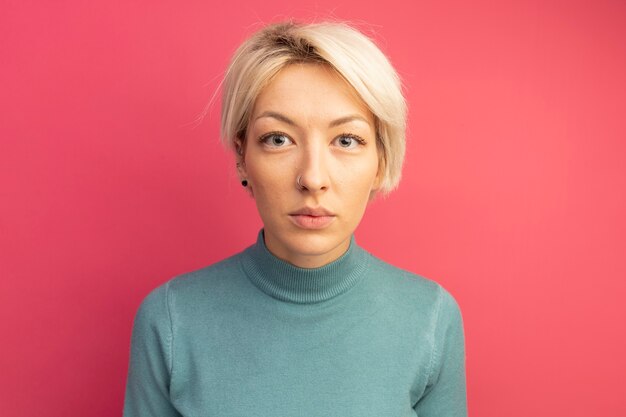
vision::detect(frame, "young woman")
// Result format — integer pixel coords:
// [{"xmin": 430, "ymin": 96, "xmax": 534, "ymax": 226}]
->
[{"xmin": 124, "ymin": 20, "xmax": 467, "ymax": 417}]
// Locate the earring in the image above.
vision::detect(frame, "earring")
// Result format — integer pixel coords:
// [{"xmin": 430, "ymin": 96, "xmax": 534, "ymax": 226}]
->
[{"xmin": 241, "ymin": 179, "xmax": 248, "ymax": 187}]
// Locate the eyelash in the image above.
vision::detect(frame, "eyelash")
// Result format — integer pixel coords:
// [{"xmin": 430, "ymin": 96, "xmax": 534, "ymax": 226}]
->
[
  {"xmin": 337, "ymin": 133, "xmax": 367, "ymax": 147},
  {"xmin": 258, "ymin": 131, "xmax": 292, "ymax": 147},
  {"xmin": 258, "ymin": 132, "xmax": 367, "ymax": 148}
]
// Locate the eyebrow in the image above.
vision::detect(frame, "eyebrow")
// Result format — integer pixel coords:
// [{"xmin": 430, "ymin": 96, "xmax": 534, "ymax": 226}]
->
[
  {"xmin": 254, "ymin": 111, "xmax": 370, "ymax": 128},
  {"xmin": 255, "ymin": 111, "xmax": 296, "ymax": 126}
]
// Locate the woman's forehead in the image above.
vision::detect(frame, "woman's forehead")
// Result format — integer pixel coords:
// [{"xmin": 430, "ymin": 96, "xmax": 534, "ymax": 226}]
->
[{"xmin": 250, "ymin": 63, "xmax": 374, "ymax": 127}]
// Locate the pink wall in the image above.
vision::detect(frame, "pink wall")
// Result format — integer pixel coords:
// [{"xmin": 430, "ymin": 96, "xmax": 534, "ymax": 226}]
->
[{"xmin": 2, "ymin": 1, "xmax": 625, "ymax": 415}]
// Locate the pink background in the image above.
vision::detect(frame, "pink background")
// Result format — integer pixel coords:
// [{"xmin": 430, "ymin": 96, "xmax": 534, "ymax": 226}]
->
[{"xmin": 2, "ymin": 0, "xmax": 625, "ymax": 416}]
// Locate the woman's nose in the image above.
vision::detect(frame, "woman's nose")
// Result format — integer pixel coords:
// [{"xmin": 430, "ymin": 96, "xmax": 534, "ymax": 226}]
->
[{"xmin": 297, "ymin": 141, "xmax": 330, "ymax": 193}]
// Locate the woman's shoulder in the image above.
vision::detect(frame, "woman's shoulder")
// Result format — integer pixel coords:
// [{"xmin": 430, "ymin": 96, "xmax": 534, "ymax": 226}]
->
[
  {"xmin": 137, "ymin": 250, "xmax": 249, "ymax": 311},
  {"xmin": 364, "ymin": 251, "xmax": 461, "ymax": 314},
  {"xmin": 168, "ymin": 250, "xmax": 251, "ymax": 296}
]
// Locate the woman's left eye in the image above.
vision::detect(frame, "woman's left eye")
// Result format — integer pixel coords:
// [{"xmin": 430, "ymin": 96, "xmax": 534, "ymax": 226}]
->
[{"xmin": 333, "ymin": 134, "xmax": 364, "ymax": 149}]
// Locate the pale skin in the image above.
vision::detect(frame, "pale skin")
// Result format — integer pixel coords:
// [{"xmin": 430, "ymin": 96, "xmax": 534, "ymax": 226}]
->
[{"xmin": 235, "ymin": 63, "xmax": 383, "ymax": 268}]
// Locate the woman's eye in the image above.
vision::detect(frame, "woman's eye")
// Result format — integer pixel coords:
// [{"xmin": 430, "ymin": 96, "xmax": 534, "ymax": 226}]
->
[
  {"xmin": 334, "ymin": 134, "xmax": 363, "ymax": 149},
  {"xmin": 261, "ymin": 133, "xmax": 293, "ymax": 147}
]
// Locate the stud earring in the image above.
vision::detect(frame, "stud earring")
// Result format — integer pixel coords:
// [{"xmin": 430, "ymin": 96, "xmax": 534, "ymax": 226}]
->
[{"xmin": 241, "ymin": 179, "xmax": 248, "ymax": 187}]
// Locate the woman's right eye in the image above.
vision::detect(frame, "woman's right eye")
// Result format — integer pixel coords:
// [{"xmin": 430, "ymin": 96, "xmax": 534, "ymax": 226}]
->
[{"xmin": 260, "ymin": 133, "xmax": 293, "ymax": 148}]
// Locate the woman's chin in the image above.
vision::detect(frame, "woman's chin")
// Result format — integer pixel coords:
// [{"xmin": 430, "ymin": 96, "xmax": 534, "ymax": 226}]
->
[{"xmin": 264, "ymin": 228, "xmax": 352, "ymax": 267}]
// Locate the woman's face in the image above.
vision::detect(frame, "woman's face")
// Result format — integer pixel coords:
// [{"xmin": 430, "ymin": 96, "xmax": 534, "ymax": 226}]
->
[{"xmin": 236, "ymin": 63, "xmax": 382, "ymax": 268}]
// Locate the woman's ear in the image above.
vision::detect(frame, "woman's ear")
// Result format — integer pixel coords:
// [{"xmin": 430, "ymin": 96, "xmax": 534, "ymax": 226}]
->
[
  {"xmin": 234, "ymin": 138, "xmax": 254, "ymax": 196},
  {"xmin": 368, "ymin": 154, "xmax": 385, "ymax": 202},
  {"xmin": 373, "ymin": 153, "xmax": 386, "ymax": 190},
  {"xmin": 234, "ymin": 139, "xmax": 247, "ymax": 178}
]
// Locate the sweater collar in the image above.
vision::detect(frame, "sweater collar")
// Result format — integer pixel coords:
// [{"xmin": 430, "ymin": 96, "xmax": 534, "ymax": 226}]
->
[{"xmin": 241, "ymin": 229, "xmax": 369, "ymax": 304}]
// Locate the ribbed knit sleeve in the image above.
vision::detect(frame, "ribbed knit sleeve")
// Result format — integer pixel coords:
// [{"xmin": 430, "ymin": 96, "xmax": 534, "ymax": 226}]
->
[
  {"xmin": 414, "ymin": 286, "xmax": 468, "ymax": 417},
  {"xmin": 123, "ymin": 283, "xmax": 182, "ymax": 417}
]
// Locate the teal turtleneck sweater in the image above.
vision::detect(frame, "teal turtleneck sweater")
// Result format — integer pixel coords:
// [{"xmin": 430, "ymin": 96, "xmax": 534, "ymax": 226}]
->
[{"xmin": 123, "ymin": 230, "xmax": 467, "ymax": 417}]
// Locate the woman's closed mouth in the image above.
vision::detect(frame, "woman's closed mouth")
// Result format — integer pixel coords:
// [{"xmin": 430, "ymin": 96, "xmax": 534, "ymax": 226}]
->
[{"xmin": 288, "ymin": 207, "xmax": 336, "ymax": 229}]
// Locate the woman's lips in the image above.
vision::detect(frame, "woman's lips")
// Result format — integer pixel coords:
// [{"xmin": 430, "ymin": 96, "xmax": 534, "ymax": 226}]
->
[{"xmin": 288, "ymin": 214, "xmax": 335, "ymax": 229}]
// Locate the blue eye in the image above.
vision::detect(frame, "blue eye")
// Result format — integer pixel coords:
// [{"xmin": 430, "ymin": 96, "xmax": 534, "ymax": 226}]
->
[
  {"xmin": 260, "ymin": 133, "xmax": 293, "ymax": 147},
  {"xmin": 334, "ymin": 134, "xmax": 365, "ymax": 149}
]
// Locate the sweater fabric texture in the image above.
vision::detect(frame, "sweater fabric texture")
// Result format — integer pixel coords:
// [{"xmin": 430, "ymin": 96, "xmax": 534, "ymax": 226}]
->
[{"xmin": 123, "ymin": 229, "xmax": 467, "ymax": 417}]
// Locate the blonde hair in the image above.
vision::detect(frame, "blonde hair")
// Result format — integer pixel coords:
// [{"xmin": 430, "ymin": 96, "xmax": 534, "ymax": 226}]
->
[{"xmin": 220, "ymin": 20, "xmax": 407, "ymax": 195}]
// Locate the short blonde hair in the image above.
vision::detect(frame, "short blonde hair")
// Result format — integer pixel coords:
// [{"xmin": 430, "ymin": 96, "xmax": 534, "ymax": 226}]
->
[{"xmin": 220, "ymin": 20, "xmax": 407, "ymax": 195}]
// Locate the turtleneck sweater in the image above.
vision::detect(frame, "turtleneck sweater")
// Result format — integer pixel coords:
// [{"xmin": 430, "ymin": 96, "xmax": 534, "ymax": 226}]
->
[{"xmin": 123, "ymin": 229, "xmax": 467, "ymax": 417}]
